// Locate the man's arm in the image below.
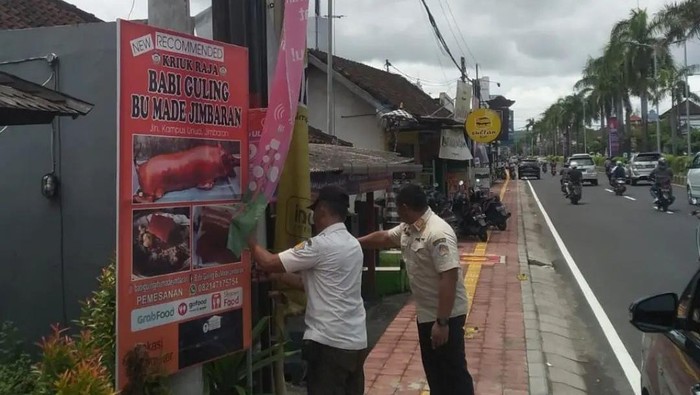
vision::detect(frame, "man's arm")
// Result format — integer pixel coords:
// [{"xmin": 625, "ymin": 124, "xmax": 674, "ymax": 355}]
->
[
  {"xmin": 249, "ymin": 243, "xmax": 286, "ymax": 273},
  {"xmin": 436, "ymin": 268, "xmax": 458, "ymax": 319},
  {"xmin": 270, "ymin": 272, "xmax": 304, "ymax": 290},
  {"xmin": 358, "ymin": 230, "xmax": 400, "ymax": 250}
]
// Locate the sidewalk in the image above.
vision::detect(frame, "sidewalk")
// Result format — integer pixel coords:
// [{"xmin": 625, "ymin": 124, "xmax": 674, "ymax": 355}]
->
[{"xmin": 364, "ymin": 179, "xmax": 529, "ymax": 395}]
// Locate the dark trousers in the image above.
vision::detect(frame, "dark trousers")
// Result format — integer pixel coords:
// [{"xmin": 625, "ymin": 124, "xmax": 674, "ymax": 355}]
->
[
  {"xmin": 417, "ymin": 315, "xmax": 475, "ymax": 395},
  {"xmin": 302, "ymin": 340, "xmax": 368, "ymax": 395}
]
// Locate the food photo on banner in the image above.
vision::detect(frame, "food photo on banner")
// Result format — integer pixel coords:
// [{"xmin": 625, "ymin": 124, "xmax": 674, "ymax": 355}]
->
[
  {"xmin": 132, "ymin": 135, "xmax": 242, "ymax": 204},
  {"xmin": 115, "ymin": 20, "xmax": 252, "ymax": 390}
]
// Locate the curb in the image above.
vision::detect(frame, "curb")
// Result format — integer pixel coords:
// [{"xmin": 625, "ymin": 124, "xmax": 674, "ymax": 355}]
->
[{"xmin": 517, "ymin": 183, "xmax": 550, "ymax": 395}]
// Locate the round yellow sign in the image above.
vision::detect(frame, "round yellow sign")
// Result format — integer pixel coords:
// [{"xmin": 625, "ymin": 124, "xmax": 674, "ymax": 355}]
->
[{"xmin": 465, "ymin": 108, "xmax": 502, "ymax": 143}]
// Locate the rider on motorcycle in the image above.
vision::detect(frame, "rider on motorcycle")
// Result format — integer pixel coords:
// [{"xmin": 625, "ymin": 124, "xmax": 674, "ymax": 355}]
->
[
  {"xmin": 550, "ymin": 160, "xmax": 557, "ymax": 173},
  {"xmin": 650, "ymin": 157, "xmax": 674, "ymax": 203},
  {"xmin": 560, "ymin": 163, "xmax": 570, "ymax": 194},
  {"xmin": 610, "ymin": 161, "xmax": 626, "ymax": 186},
  {"xmin": 565, "ymin": 162, "xmax": 583, "ymax": 197}
]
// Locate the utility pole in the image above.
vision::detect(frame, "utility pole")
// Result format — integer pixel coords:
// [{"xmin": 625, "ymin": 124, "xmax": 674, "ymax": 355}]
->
[
  {"xmin": 315, "ymin": 0, "xmax": 320, "ymax": 50},
  {"xmin": 147, "ymin": 2, "xmax": 201, "ymax": 394},
  {"xmin": 212, "ymin": 0, "xmax": 271, "ymax": 392},
  {"xmin": 685, "ymin": 38, "xmax": 692, "ymax": 155},
  {"xmin": 327, "ymin": 0, "xmax": 334, "ymax": 136},
  {"xmin": 385, "ymin": 59, "xmax": 390, "ymax": 73},
  {"xmin": 653, "ymin": 46, "xmax": 661, "ymax": 153}
]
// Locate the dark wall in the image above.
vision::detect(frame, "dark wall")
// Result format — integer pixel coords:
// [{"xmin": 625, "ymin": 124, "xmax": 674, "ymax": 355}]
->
[{"xmin": 0, "ymin": 22, "xmax": 117, "ymax": 346}]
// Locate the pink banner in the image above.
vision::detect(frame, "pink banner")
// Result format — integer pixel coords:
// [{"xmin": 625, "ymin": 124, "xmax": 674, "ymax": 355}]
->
[
  {"xmin": 227, "ymin": 0, "xmax": 309, "ymax": 253},
  {"xmin": 249, "ymin": 1, "xmax": 308, "ymax": 198}
]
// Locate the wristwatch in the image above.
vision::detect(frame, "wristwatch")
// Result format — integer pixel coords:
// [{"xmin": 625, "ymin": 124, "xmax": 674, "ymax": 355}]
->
[{"xmin": 436, "ymin": 318, "xmax": 449, "ymax": 327}]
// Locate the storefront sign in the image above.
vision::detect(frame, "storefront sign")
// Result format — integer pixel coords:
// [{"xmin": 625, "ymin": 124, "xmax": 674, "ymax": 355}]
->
[
  {"xmin": 439, "ymin": 129, "xmax": 473, "ymax": 160},
  {"xmin": 465, "ymin": 108, "xmax": 502, "ymax": 143},
  {"xmin": 116, "ymin": 20, "xmax": 252, "ymax": 390},
  {"xmin": 311, "ymin": 172, "xmax": 392, "ymax": 195}
]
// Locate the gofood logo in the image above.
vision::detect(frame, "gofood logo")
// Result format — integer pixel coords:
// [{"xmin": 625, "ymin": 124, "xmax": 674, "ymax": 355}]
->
[{"xmin": 178, "ymin": 303, "xmax": 188, "ymax": 316}]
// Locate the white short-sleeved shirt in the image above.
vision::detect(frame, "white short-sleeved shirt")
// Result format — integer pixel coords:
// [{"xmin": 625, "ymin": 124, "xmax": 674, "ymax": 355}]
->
[
  {"xmin": 278, "ymin": 222, "xmax": 367, "ymax": 350},
  {"xmin": 388, "ymin": 209, "xmax": 468, "ymax": 323}
]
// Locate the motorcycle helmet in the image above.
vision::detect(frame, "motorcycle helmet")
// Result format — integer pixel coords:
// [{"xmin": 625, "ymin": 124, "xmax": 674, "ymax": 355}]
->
[
  {"xmin": 616, "ymin": 161, "xmax": 623, "ymax": 166},
  {"xmin": 570, "ymin": 162, "xmax": 578, "ymax": 169}
]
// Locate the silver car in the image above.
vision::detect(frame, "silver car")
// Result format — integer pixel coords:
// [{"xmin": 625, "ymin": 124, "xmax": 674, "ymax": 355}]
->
[
  {"xmin": 567, "ymin": 155, "xmax": 599, "ymax": 185},
  {"xmin": 625, "ymin": 152, "xmax": 661, "ymax": 185}
]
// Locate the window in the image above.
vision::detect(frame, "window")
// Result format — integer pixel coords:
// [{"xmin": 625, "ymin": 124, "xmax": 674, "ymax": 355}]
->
[
  {"xmin": 682, "ymin": 271, "xmax": 700, "ymax": 342},
  {"xmin": 692, "ymin": 154, "xmax": 700, "ymax": 169}
]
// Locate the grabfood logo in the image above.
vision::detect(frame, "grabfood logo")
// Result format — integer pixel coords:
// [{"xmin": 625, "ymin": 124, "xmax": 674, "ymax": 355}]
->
[{"xmin": 136, "ymin": 307, "xmax": 175, "ymax": 325}]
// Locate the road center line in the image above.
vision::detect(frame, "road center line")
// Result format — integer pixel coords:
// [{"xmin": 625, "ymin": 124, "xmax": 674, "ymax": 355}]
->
[
  {"xmin": 624, "ymin": 196, "xmax": 636, "ymax": 201},
  {"xmin": 526, "ymin": 181, "xmax": 640, "ymax": 395},
  {"xmin": 605, "ymin": 189, "xmax": 613, "ymax": 193}
]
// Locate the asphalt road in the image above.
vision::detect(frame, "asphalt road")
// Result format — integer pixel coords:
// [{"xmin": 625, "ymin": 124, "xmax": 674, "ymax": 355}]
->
[{"xmin": 527, "ymin": 173, "xmax": 700, "ymax": 366}]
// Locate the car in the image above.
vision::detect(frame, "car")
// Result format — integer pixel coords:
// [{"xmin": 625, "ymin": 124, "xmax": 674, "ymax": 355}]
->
[
  {"xmin": 518, "ymin": 158, "xmax": 541, "ymax": 179},
  {"xmin": 566, "ymin": 154, "xmax": 598, "ymax": 185},
  {"xmin": 686, "ymin": 153, "xmax": 700, "ymax": 205},
  {"xmin": 629, "ymin": 268, "xmax": 700, "ymax": 395},
  {"xmin": 626, "ymin": 152, "xmax": 661, "ymax": 185}
]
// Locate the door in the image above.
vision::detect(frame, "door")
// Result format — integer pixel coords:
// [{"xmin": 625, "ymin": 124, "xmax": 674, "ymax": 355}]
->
[
  {"xmin": 652, "ymin": 271, "xmax": 700, "ymax": 395},
  {"xmin": 688, "ymin": 154, "xmax": 700, "ymax": 199}
]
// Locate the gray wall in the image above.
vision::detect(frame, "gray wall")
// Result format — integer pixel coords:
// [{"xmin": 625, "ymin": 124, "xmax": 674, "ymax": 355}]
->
[{"xmin": 0, "ymin": 22, "xmax": 117, "ymax": 346}]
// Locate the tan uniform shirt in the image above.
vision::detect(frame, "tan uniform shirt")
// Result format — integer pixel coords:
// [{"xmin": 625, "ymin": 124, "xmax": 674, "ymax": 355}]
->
[{"xmin": 388, "ymin": 209, "xmax": 468, "ymax": 323}]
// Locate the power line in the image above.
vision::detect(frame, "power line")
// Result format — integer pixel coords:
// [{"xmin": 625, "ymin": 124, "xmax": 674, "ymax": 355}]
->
[
  {"xmin": 442, "ymin": 0, "xmax": 478, "ymax": 65},
  {"xmin": 435, "ymin": 0, "xmax": 467, "ymax": 61},
  {"xmin": 389, "ymin": 63, "xmax": 457, "ymax": 86},
  {"xmin": 417, "ymin": 0, "xmax": 467, "ymax": 80}
]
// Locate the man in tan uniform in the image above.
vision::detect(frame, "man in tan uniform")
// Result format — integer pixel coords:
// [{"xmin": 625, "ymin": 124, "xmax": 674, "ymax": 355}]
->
[{"xmin": 358, "ymin": 183, "xmax": 474, "ymax": 395}]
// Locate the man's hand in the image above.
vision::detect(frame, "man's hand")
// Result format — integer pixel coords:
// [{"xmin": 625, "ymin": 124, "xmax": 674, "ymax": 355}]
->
[
  {"xmin": 247, "ymin": 232, "xmax": 258, "ymax": 250},
  {"xmin": 431, "ymin": 322, "xmax": 449, "ymax": 349}
]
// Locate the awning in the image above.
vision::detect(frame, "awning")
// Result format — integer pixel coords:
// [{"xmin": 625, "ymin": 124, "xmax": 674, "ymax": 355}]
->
[
  {"xmin": 309, "ymin": 143, "xmax": 422, "ymax": 194},
  {"xmin": 0, "ymin": 71, "xmax": 94, "ymax": 126}
]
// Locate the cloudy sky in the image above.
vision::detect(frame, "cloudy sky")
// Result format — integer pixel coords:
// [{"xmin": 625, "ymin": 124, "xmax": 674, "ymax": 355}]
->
[{"xmin": 67, "ymin": 0, "xmax": 700, "ymax": 129}]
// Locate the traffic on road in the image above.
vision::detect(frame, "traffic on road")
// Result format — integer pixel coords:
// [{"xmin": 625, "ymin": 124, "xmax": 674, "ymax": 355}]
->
[{"xmin": 519, "ymin": 154, "xmax": 700, "ymax": 395}]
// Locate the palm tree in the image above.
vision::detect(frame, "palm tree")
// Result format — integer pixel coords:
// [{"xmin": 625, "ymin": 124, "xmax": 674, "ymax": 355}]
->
[
  {"xmin": 608, "ymin": 8, "xmax": 670, "ymax": 151},
  {"xmin": 656, "ymin": 0, "xmax": 700, "ymax": 42}
]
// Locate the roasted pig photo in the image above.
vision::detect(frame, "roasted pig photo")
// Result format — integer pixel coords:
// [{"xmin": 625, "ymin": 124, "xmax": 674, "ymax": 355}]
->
[{"xmin": 132, "ymin": 208, "xmax": 192, "ymax": 278}]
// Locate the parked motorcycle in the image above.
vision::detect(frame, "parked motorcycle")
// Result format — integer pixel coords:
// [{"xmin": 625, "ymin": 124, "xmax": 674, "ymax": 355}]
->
[
  {"xmin": 453, "ymin": 182, "xmax": 488, "ymax": 241},
  {"xmin": 425, "ymin": 183, "xmax": 459, "ymax": 227},
  {"xmin": 471, "ymin": 181, "xmax": 510, "ymax": 230},
  {"xmin": 551, "ymin": 166, "xmax": 556, "ymax": 176},
  {"xmin": 613, "ymin": 178, "xmax": 627, "ymax": 196}
]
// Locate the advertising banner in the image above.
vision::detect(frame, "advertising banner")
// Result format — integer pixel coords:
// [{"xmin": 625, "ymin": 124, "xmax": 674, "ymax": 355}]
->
[
  {"xmin": 116, "ymin": 20, "xmax": 252, "ymax": 390},
  {"xmin": 608, "ymin": 116, "xmax": 619, "ymax": 157},
  {"xmin": 227, "ymin": 0, "xmax": 310, "ymax": 256},
  {"xmin": 439, "ymin": 129, "xmax": 473, "ymax": 160}
]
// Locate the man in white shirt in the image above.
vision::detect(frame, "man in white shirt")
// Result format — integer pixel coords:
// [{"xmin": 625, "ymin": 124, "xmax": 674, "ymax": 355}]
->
[
  {"xmin": 358, "ymin": 183, "xmax": 474, "ymax": 395},
  {"xmin": 248, "ymin": 185, "xmax": 368, "ymax": 395}
]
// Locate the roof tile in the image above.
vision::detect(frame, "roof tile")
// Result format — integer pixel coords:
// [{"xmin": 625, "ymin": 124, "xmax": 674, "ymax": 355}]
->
[
  {"xmin": 0, "ymin": 0, "xmax": 101, "ymax": 30},
  {"xmin": 309, "ymin": 49, "xmax": 444, "ymax": 117}
]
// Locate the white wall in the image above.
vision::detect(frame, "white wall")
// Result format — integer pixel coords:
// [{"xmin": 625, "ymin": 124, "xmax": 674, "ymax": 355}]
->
[{"xmin": 307, "ymin": 67, "xmax": 385, "ymax": 151}]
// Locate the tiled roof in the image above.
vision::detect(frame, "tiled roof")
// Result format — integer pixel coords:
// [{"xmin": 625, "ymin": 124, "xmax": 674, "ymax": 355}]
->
[
  {"xmin": 308, "ymin": 125, "xmax": 353, "ymax": 146},
  {"xmin": 309, "ymin": 49, "xmax": 447, "ymax": 117},
  {"xmin": 660, "ymin": 99, "xmax": 700, "ymax": 118},
  {"xmin": 0, "ymin": 70, "xmax": 93, "ymax": 125},
  {"xmin": 0, "ymin": 0, "xmax": 101, "ymax": 30},
  {"xmin": 309, "ymin": 143, "xmax": 414, "ymax": 173}
]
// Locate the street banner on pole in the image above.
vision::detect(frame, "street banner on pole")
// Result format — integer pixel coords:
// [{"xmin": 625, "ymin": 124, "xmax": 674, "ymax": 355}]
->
[{"xmin": 116, "ymin": 20, "xmax": 252, "ymax": 390}]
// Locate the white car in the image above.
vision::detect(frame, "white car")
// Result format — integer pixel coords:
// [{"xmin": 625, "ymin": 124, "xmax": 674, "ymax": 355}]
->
[
  {"xmin": 567, "ymin": 154, "xmax": 599, "ymax": 185},
  {"xmin": 686, "ymin": 153, "xmax": 700, "ymax": 204}
]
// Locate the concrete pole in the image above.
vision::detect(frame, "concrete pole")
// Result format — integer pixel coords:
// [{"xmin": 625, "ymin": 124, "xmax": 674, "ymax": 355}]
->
[
  {"xmin": 685, "ymin": 39, "xmax": 692, "ymax": 155},
  {"xmin": 327, "ymin": 0, "xmax": 334, "ymax": 136},
  {"xmin": 654, "ymin": 47, "xmax": 661, "ymax": 153},
  {"xmin": 147, "ymin": 1, "xmax": 202, "ymax": 394}
]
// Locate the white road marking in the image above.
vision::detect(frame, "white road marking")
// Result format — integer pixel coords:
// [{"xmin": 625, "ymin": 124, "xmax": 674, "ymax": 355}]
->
[
  {"xmin": 624, "ymin": 196, "xmax": 636, "ymax": 201},
  {"xmin": 526, "ymin": 181, "xmax": 640, "ymax": 395},
  {"xmin": 605, "ymin": 189, "xmax": 613, "ymax": 193},
  {"xmin": 667, "ymin": 211, "xmax": 675, "ymax": 215}
]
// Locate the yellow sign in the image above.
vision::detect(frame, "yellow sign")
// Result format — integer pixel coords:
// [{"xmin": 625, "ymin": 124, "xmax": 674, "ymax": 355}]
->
[{"xmin": 465, "ymin": 108, "xmax": 502, "ymax": 143}]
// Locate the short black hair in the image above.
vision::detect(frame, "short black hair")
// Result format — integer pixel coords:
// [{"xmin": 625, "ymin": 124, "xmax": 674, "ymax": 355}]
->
[
  {"xmin": 396, "ymin": 183, "xmax": 428, "ymax": 212},
  {"xmin": 318, "ymin": 200, "xmax": 349, "ymax": 219}
]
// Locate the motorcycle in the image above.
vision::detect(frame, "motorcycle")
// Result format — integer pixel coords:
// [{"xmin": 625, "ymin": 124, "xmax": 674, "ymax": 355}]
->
[
  {"xmin": 471, "ymin": 181, "xmax": 510, "ymax": 230},
  {"xmin": 653, "ymin": 182, "xmax": 675, "ymax": 212},
  {"xmin": 551, "ymin": 165, "xmax": 556, "ymax": 176},
  {"xmin": 613, "ymin": 178, "xmax": 627, "ymax": 196},
  {"xmin": 426, "ymin": 183, "xmax": 460, "ymax": 228},
  {"xmin": 453, "ymin": 183, "xmax": 488, "ymax": 241},
  {"xmin": 541, "ymin": 162, "xmax": 548, "ymax": 173},
  {"xmin": 565, "ymin": 182, "xmax": 582, "ymax": 204}
]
